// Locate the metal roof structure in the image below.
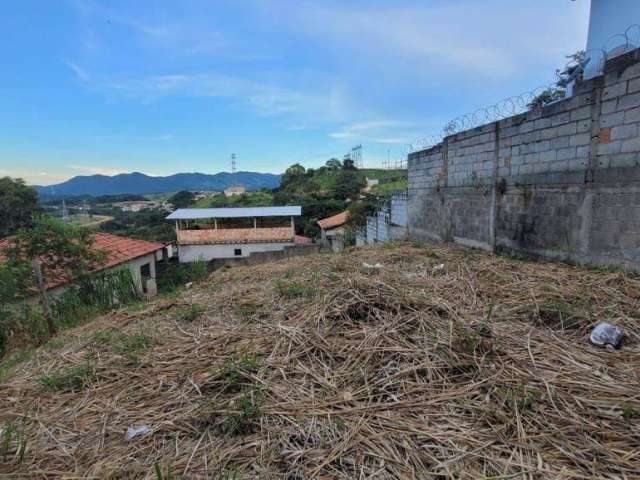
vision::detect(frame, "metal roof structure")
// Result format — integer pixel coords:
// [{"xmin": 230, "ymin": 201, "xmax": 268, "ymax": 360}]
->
[{"xmin": 166, "ymin": 206, "xmax": 302, "ymax": 220}]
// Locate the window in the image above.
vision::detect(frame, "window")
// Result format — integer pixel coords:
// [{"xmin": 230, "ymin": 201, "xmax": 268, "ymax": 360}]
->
[{"xmin": 234, "ymin": 248, "xmax": 242, "ymax": 256}]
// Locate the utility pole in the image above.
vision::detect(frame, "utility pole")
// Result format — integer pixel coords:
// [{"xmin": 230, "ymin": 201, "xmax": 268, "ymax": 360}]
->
[
  {"xmin": 62, "ymin": 199, "xmax": 69, "ymax": 223},
  {"xmin": 231, "ymin": 153, "xmax": 237, "ymax": 186}
]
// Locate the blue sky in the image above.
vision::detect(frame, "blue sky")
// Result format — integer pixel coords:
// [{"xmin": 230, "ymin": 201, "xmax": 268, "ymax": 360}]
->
[{"xmin": 0, "ymin": 0, "xmax": 590, "ymax": 185}]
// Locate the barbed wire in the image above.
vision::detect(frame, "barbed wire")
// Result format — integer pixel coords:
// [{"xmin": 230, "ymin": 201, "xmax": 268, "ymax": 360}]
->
[{"xmin": 396, "ymin": 23, "xmax": 640, "ymax": 160}]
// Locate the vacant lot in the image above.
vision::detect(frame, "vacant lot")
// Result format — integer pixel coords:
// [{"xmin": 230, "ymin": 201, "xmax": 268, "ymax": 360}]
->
[{"xmin": 1, "ymin": 244, "xmax": 638, "ymax": 478}]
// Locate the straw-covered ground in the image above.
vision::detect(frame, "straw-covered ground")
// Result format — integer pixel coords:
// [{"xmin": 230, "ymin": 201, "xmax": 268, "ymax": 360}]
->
[{"xmin": 1, "ymin": 243, "xmax": 639, "ymax": 479}]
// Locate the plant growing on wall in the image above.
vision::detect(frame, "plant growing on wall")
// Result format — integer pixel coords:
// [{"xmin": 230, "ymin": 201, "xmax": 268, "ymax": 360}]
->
[{"xmin": 528, "ymin": 51, "xmax": 586, "ymax": 109}]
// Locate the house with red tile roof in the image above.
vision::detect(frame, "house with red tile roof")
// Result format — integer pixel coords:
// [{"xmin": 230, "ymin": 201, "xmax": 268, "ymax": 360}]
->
[
  {"xmin": 317, "ymin": 211, "xmax": 349, "ymax": 252},
  {"xmin": 0, "ymin": 232, "xmax": 166, "ymax": 299},
  {"xmin": 166, "ymin": 206, "xmax": 303, "ymax": 262}
]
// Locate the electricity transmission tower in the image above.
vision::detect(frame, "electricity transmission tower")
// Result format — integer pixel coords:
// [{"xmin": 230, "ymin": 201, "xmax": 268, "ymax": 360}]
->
[
  {"xmin": 231, "ymin": 153, "xmax": 237, "ymax": 186},
  {"xmin": 351, "ymin": 144, "xmax": 363, "ymax": 168}
]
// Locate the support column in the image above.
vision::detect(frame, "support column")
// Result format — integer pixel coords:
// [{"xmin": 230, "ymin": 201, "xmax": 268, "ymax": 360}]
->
[{"xmin": 489, "ymin": 121, "xmax": 500, "ymax": 252}]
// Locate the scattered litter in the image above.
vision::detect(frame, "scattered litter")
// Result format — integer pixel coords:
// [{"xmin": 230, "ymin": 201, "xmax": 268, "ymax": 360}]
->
[
  {"xmin": 362, "ymin": 262, "xmax": 383, "ymax": 270},
  {"xmin": 433, "ymin": 263, "xmax": 445, "ymax": 273},
  {"xmin": 125, "ymin": 426, "xmax": 151, "ymax": 441},
  {"xmin": 185, "ymin": 282, "xmax": 193, "ymax": 289},
  {"xmin": 590, "ymin": 322, "xmax": 623, "ymax": 349},
  {"xmin": 361, "ymin": 262, "xmax": 383, "ymax": 274}
]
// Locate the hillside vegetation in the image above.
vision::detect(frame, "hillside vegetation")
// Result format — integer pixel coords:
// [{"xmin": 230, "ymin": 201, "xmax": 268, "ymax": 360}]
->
[
  {"xmin": 1, "ymin": 243, "xmax": 639, "ymax": 478},
  {"xmin": 192, "ymin": 160, "xmax": 406, "ymax": 237}
]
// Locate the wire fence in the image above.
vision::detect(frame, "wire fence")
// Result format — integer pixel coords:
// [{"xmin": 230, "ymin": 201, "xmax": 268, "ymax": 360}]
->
[{"xmin": 384, "ymin": 23, "xmax": 640, "ymax": 164}]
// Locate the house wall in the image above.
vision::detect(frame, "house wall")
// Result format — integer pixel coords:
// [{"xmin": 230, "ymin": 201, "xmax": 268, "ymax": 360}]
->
[
  {"xmin": 408, "ymin": 49, "xmax": 640, "ymax": 270},
  {"xmin": 359, "ymin": 191, "xmax": 408, "ymax": 245},
  {"xmin": 125, "ymin": 253, "xmax": 158, "ymax": 297},
  {"xmin": 178, "ymin": 242, "xmax": 294, "ymax": 263},
  {"xmin": 207, "ymin": 244, "xmax": 322, "ymax": 270},
  {"xmin": 323, "ymin": 227, "xmax": 345, "ymax": 252}
]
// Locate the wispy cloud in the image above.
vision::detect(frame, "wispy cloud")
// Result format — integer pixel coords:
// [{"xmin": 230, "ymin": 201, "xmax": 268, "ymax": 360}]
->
[
  {"xmin": 71, "ymin": 0, "xmax": 269, "ymax": 59},
  {"xmin": 66, "ymin": 164, "xmax": 131, "ymax": 176},
  {"xmin": 68, "ymin": 64, "xmax": 351, "ymax": 123},
  {"xmin": 330, "ymin": 120, "xmax": 418, "ymax": 146}
]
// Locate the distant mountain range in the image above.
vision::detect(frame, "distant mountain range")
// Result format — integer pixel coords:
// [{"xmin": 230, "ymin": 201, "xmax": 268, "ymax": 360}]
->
[{"xmin": 36, "ymin": 171, "xmax": 281, "ymax": 197}]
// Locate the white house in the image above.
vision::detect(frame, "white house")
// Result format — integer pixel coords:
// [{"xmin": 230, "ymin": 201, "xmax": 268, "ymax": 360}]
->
[
  {"xmin": 584, "ymin": 0, "xmax": 640, "ymax": 79},
  {"xmin": 167, "ymin": 206, "xmax": 302, "ymax": 262}
]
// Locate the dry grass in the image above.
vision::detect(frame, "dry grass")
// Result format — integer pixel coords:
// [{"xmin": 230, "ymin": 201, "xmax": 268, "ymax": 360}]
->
[{"xmin": 1, "ymin": 243, "xmax": 639, "ymax": 479}]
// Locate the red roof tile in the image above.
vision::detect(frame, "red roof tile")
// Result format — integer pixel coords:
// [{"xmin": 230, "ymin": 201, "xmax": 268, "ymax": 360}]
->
[
  {"xmin": 177, "ymin": 228, "xmax": 294, "ymax": 245},
  {"xmin": 317, "ymin": 211, "xmax": 349, "ymax": 230},
  {"xmin": 0, "ymin": 233, "xmax": 164, "ymax": 291}
]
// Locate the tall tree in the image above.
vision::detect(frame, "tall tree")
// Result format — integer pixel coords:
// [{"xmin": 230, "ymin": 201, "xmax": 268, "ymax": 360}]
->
[
  {"xmin": 0, "ymin": 177, "xmax": 39, "ymax": 237},
  {"xmin": 325, "ymin": 158, "xmax": 342, "ymax": 171},
  {"xmin": 169, "ymin": 190, "xmax": 196, "ymax": 209},
  {"xmin": 334, "ymin": 170, "xmax": 365, "ymax": 200}
]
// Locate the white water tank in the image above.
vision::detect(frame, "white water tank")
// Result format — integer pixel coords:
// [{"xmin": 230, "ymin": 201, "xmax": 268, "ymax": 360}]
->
[{"xmin": 584, "ymin": 0, "xmax": 640, "ymax": 78}]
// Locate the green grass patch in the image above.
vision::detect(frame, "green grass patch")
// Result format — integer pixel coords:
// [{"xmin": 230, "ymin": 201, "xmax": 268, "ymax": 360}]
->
[
  {"xmin": 504, "ymin": 385, "xmax": 541, "ymax": 412},
  {"xmin": 0, "ymin": 420, "xmax": 27, "ymax": 463},
  {"xmin": 220, "ymin": 355, "xmax": 260, "ymax": 390},
  {"xmin": 176, "ymin": 304, "xmax": 206, "ymax": 323},
  {"xmin": 38, "ymin": 361, "xmax": 97, "ymax": 392},
  {"xmin": 274, "ymin": 280, "xmax": 315, "ymax": 299},
  {"xmin": 222, "ymin": 386, "xmax": 266, "ymax": 435},
  {"xmin": 92, "ymin": 326, "xmax": 155, "ymax": 365},
  {"xmin": 622, "ymin": 404, "xmax": 639, "ymax": 420},
  {"xmin": 0, "ymin": 348, "xmax": 35, "ymax": 382}
]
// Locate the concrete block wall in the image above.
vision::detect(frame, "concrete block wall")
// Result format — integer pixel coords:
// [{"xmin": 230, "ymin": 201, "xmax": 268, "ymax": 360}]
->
[
  {"xmin": 360, "ymin": 191, "xmax": 409, "ymax": 245},
  {"xmin": 390, "ymin": 191, "xmax": 408, "ymax": 227},
  {"xmin": 408, "ymin": 49, "xmax": 640, "ymax": 270}
]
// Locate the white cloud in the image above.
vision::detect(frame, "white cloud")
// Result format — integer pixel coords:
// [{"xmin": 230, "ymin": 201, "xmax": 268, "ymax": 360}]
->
[
  {"xmin": 66, "ymin": 165, "xmax": 131, "ymax": 176},
  {"xmin": 266, "ymin": 0, "xmax": 588, "ymax": 80},
  {"xmin": 330, "ymin": 120, "xmax": 420, "ymax": 146},
  {"xmin": 0, "ymin": 169, "xmax": 69, "ymax": 186}
]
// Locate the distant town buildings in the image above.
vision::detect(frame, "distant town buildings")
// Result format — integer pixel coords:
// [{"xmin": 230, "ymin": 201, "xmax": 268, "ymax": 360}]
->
[
  {"xmin": 112, "ymin": 201, "xmax": 156, "ymax": 212},
  {"xmin": 224, "ymin": 186, "xmax": 246, "ymax": 197},
  {"xmin": 111, "ymin": 200, "xmax": 173, "ymax": 212},
  {"xmin": 193, "ymin": 191, "xmax": 220, "ymax": 201}
]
